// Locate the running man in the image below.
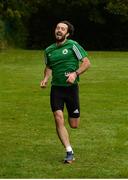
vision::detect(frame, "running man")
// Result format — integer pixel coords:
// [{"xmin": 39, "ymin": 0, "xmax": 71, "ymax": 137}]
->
[{"xmin": 40, "ymin": 20, "xmax": 91, "ymax": 163}]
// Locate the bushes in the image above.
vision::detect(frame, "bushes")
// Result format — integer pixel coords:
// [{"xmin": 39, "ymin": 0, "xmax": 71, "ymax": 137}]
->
[
  {"xmin": 0, "ymin": 19, "xmax": 8, "ymax": 50},
  {"xmin": 0, "ymin": 0, "xmax": 128, "ymax": 50},
  {"xmin": 4, "ymin": 8, "xmax": 28, "ymax": 48},
  {"xmin": 0, "ymin": 6, "xmax": 28, "ymax": 49}
]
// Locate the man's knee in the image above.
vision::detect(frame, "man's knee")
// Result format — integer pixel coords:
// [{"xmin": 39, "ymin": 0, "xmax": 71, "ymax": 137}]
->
[
  {"xmin": 70, "ymin": 124, "xmax": 78, "ymax": 129},
  {"xmin": 53, "ymin": 110, "xmax": 64, "ymax": 127},
  {"xmin": 69, "ymin": 117, "xmax": 80, "ymax": 128}
]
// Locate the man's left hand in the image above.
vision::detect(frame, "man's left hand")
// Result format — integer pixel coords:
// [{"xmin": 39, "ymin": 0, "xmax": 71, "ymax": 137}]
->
[{"xmin": 66, "ymin": 72, "xmax": 77, "ymax": 84}]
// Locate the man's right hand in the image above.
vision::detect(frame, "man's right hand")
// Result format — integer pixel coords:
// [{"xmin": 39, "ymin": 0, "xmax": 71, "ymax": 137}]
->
[{"xmin": 40, "ymin": 80, "xmax": 47, "ymax": 88}]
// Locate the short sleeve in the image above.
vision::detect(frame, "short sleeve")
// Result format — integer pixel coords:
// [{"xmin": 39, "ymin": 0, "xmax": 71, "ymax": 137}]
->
[
  {"xmin": 43, "ymin": 50, "xmax": 51, "ymax": 68},
  {"xmin": 72, "ymin": 42, "xmax": 88, "ymax": 61},
  {"xmin": 43, "ymin": 50, "xmax": 47, "ymax": 64}
]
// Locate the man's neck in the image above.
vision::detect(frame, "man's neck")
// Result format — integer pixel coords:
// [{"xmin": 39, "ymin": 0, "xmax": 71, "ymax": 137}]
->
[{"xmin": 56, "ymin": 39, "xmax": 67, "ymax": 46}]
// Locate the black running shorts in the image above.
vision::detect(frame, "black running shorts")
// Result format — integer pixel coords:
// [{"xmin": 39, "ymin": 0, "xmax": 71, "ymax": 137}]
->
[{"xmin": 50, "ymin": 84, "xmax": 80, "ymax": 118}]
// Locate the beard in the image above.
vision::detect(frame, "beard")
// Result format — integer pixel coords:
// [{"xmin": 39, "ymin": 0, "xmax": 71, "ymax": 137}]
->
[{"xmin": 55, "ymin": 32, "xmax": 67, "ymax": 42}]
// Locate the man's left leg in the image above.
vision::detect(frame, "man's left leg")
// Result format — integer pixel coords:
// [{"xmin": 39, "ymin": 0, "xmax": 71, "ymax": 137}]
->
[
  {"xmin": 65, "ymin": 84, "xmax": 80, "ymax": 162},
  {"xmin": 68, "ymin": 117, "xmax": 80, "ymax": 128}
]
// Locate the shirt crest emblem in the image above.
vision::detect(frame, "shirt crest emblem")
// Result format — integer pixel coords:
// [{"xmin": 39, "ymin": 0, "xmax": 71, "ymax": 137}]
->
[{"xmin": 62, "ymin": 49, "xmax": 68, "ymax": 54}]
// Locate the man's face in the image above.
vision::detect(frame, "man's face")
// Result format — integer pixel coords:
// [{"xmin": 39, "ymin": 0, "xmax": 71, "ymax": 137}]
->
[{"xmin": 55, "ymin": 23, "xmax": 69, "ymax": 42}]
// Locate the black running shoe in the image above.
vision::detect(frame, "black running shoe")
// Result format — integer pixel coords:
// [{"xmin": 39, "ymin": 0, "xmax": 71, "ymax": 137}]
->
[{"xmin": 64, "ymin": 151, "xmax": 75, "ymax": 164}]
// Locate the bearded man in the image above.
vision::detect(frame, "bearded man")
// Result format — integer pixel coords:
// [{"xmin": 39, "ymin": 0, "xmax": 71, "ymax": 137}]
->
[{"xmin": 40, "ymin": 21, "xmax": 91, "ymax": 163}]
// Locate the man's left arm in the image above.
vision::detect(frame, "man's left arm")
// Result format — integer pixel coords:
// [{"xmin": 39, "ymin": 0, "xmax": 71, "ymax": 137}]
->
[
  {"xmin": 75, "ymin": 57, "xmax": 91, "ymax": 76},
  {"xmin": 66, "ymin": 57, "xmax": 91, "ymax": 84}
]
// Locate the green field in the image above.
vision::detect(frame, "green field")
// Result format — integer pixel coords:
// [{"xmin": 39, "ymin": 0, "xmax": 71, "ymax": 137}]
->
[{"xmin": 0, "ymin": 49, "xmax": 128, "ymax": 178}]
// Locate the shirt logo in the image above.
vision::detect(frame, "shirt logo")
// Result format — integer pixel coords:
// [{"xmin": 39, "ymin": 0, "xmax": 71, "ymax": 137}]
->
[{"xmin": 62, "ymin": 49, "xmax": 68, "ymax": 54}]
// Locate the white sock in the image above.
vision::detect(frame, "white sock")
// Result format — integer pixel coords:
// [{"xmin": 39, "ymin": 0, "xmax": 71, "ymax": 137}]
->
[{"xmin": 66, "ymin": 146, "xmax": 73, "ymax": 153}]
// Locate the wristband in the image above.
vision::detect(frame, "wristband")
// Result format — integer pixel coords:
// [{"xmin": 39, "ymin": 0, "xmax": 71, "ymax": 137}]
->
[{"xmin": 75, "ymin": 71, "xmax": 79, "ymax": 76}]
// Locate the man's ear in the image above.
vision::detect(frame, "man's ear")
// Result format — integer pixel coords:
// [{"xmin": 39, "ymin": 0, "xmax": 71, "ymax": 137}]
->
[{"xmin": 66, "ymin": 33, "xmax": 70, "ymax": 38}]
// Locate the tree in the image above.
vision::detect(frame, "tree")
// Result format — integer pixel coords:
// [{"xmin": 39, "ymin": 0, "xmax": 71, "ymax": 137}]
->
[{"xmin": 0, "ymin": 0, "xmax": 128, "ymax": 49}]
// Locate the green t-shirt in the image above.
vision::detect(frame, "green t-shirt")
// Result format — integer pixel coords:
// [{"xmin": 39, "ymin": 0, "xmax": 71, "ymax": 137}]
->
[{"xmin": 44, "ymin": 39, "xmax": 88, "ymax": 86}]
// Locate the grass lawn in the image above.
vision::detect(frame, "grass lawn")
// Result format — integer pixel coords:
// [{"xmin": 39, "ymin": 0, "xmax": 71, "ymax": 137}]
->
[{"xmin": 0, "ymin": 49, "xmax": 128, "ymax": 178}]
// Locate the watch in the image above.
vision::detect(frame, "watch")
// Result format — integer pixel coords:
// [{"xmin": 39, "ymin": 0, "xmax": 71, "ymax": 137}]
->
[{"xmin": 75, "ymin": 70, "xmax": 79, "ymax": 76}]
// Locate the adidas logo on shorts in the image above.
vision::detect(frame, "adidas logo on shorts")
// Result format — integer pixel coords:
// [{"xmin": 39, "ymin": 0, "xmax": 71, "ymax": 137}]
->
[{"xmin": 73, "ymin": 109, "xmax": 79, "ymax": 114}]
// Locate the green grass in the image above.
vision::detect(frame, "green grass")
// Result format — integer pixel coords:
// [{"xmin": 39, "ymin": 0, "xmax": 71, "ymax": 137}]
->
[{"xmin": 0, "ymin": 49, "xmax": 128, "ymax": 178}]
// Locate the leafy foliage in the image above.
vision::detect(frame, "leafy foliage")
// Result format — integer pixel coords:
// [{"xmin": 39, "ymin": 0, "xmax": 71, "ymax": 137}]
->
[
  {"xmin": 0, "ymin": 0, "xmax": 128, "ymax": 49},
  {"xmin": 106, "ymin": 0, "xmax": 128, "ymax": 18}
]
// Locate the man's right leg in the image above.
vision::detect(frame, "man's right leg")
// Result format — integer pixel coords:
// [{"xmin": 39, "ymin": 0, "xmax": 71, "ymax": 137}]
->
[
  {"xmin": 53, "ymin": 110, "xmax": 74, "ymax": 163},
  {"xmin": 53, "ymin": 110, "xmax": 70, "ymax": 148},
  {"xmin": 50, "ymin": 86, "xmax": 74, "ymax": 163}
]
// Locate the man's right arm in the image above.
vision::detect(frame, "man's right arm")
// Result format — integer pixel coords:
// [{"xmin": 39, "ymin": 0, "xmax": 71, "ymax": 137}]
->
[{"xmin": 40, "ymin": 66, "xmax": 52, "ymax": 88}]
